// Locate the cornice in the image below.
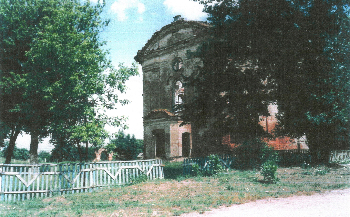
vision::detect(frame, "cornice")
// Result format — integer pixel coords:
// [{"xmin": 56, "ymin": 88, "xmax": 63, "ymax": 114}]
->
[{"xmin": 135, "ymin": 20, "xmax": 210, "ymax": 64}]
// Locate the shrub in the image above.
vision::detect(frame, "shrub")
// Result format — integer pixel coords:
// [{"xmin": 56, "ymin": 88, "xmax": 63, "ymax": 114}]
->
[
  {"xmin": 130, "ymin": 174, "xmax": 148, "ymax": 185},
  {"xmin": 191, "ymin": 163, "xmax": 202, "ymax": 176},
  {"xmin": 259, "ymin": 144, "xmax": 279, "ymax": 183},
  {"xmin": 204, "ymin": 154, "xmax": 223, "ymax": 176},
  {"xmin": 190, "ymin": 155, "xmax": 223, "ymax": 177},
  {"xmin": 231, "ymin": 139, "xmax": 267, "ymax": 169},
  {"xmin": 260, "ymin": 160, "xmax": 278, "ymax": 183}
]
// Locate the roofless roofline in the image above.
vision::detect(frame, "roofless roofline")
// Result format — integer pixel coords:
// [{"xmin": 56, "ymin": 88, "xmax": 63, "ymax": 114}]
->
[{"xmin": 134, "ymin": 19, "xmax": 210, "ymax": 64}]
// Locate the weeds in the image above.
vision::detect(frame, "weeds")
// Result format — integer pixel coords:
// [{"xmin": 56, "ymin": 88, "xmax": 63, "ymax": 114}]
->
[
  {"xmin": 129, "ymin": 174, "xmax": 148, "ymax": 185},
  {"xmin": 314, "ymin": 167, "xmax": 330, "ymax": 175},
  {"xmin": 190, "ymin": 155, "xmax": 224, "ymax": 177}
]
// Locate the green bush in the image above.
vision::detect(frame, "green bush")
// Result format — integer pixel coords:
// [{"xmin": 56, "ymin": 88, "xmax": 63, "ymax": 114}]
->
[
  {"xmin": 163, "ymin": 161, "xmax": 183, "ymax": 179},
  {"xmin": 191, "ymin": 155, "xmax": 223, "ymax": 177},
  {"xmin": 130, "ymin": 174, "xmax": 148, "ymax": 185},
  {"xmin": 1, "ymin": 143, "xmax": 30, "ymax": 161},
  {"xmin": 204, "ymin": 154, "xmax": 223, "ymax": 176},
  {"xmin": 259, "ymin": 145, "xmax": 279, "ymax": 183},
  {"xmin": 261, "ymin": 160, "xmax": 278, "ymax": 183},
  {"xmin": 231, "ymin": 139, "xmax": 267, "ymax": 169},
  {"xmin": 191, "ymin": 163, "xmax": 202, "ymax": 176},
  {"xmin": 260, "ymin": 144, "xmax": 279, "ymax": 164}
]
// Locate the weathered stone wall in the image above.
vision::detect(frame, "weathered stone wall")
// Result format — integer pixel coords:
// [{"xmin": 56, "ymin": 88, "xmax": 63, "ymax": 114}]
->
[
  {"xmin": 138, "ymin": 20, "xmax": 208, "ymax": 159},
  {"xmin": 143, "ymin": 119, "xmax": 172, "ymax": 159},
  {"xmin": 137, "ymin": 19, "xmax": 309, "ymax": 159},
  {"xmin": 170, "ymin": 122, "xmax": 192, "ymax": 157},
  {"xmin": 142, "ymin": 43, "xmax": 203, "ymax": 117}
]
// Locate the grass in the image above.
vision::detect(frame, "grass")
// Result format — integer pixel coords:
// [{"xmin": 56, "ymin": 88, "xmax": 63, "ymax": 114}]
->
[{"xmin": 1, "ymin": 163, "xmax": 350, "ymax": 217}]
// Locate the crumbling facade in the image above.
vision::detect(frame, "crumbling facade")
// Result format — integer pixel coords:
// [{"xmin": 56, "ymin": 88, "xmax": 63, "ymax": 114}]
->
[
  {"xmin": 135, "ymin": 17, "xmax": 208, "ymax": 159},
  {"xmin": 135, "ymin": 17, "xmax": 307, "ymax": 159}
]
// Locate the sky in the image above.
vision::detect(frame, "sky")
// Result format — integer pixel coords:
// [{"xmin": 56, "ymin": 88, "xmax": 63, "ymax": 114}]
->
[{"xmin": 15, "ymin": 0, "xmax": 208, "ymax": 152}]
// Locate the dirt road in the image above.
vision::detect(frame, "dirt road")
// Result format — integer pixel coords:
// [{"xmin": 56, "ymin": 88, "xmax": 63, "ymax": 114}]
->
[{"xmin": 181, "ymin": 188, "xmax": 350, "ymax": 217}]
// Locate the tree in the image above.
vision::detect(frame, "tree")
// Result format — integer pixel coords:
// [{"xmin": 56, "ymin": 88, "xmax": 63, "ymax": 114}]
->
[
  {"xmin": 0, "ymin": 0, "xmax": 36, "ymax": 162},
  {"xmin": 0, "ymin": 0, "xmax": 137, "ymax": 163},
  {"xmin": 1, "ymin": 141, "xmax": 30, "ymax": 162},
  {"xmin": 185, "ymin": 0, "xmax": 350, "ymax": 163},
  {"xmin": 107, "ymin": 131, "xmax": 143, "ymax": 160}
]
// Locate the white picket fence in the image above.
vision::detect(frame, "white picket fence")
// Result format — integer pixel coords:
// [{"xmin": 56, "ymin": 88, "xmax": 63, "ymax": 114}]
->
[
  {"xmin": 329, "ymin": 150, "xmax": 350, "ymax": 162},
  {"xmin": 0, "ymin": 159, "xmax": 163, "ymax": 202}
]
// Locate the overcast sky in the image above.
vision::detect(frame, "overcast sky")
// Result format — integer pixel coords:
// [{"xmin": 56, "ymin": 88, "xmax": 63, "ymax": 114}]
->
[{"xmin": 16, "ymin": 0, "xmax": 208, "ymax": 151}]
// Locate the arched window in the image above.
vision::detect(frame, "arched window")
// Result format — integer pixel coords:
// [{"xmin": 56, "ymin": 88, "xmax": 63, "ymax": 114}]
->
[{"xmin": 174, "ymin": 81, "xmax": 184, "ymax": 105}]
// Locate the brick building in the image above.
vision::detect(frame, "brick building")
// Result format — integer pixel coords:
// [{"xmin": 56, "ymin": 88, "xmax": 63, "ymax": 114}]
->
[{"xmin": 135, "ymin": 17, "xmax": 308, "ymax": 159}]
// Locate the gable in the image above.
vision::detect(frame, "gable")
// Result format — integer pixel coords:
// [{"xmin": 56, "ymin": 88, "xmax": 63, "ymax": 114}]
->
[{"xmin": 135, "ymin": 20, "xmax": 209, "ymax": 64}]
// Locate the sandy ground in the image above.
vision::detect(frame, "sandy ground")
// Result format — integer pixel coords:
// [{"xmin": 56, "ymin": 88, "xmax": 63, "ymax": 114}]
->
[{"xmin": 181, "ymin": 188, "xmax": 350, "ymax": 217}]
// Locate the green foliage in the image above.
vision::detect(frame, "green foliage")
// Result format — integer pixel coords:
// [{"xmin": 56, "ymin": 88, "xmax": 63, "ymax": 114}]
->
[
  {"xmin": 163, "ymin": 161, "xmax": 184, "ymax": 179},
  {"xmin": 231, "ymin": 139, "xmax": 267, "ymax": 169},
  {"xmin": 314, "ymin": 167, "xmax": 330, "ymax": 176},
  {"xmin": 204, "ymin": 154, "xmax": 224, "ymax": 176},
  {"xmin": 185, "ymin": 0, "xmax": 350, "ymax": 163},
  {"xmin": 38, "ymin": 151, "xmax": 51, "ymax": 162},
  {"xmin": 1, "ymin": 166, "xmax": 350, "ymax": 216},
  {"xmin": 129, "ymin": 174, "xmax": 148, "ymax": 185},
  {"xmin": 1, "ymin": 143, "xmax": 30, "ymax": 161},
  {"xmin": 260, "ymin": 160, "xmax": 278, "ymax": 183},
  {"xmin": 50, "ymin": 143, "xmax": 95, "ymax": 162},
  {"xmin": 191, "ymin": 155, "xmax": 224, "ymax": 177},
  {"xmin": 260, "ymin": 144, "xmax": 279, "ymax": 165},
  {"xmin": 0, "ymin": 0, "xmax": 138, "ymax": 163},
  {"xmin": 259, "ymin": 144, "xmax": 279, "ymax": 183},
  {"xmin": 108, "ymin": 131, "xmax": 143, "ymax": 160},
  {"xmin": 190, "ymin": 163, "xmax": 202, "ymax": 176}
]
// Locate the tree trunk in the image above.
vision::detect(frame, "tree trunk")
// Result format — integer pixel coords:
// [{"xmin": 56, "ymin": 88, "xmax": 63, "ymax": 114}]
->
[
  {"xmin": 29, "ymin": 129, "xmax": 39, "ymax": 164},
  {"xmin": 77, "ymin": 142, "xmax": 83, "ymax": 162},
  {"xmin": 306, "ymin": 128, "xmax": 332, "ymax": 165},
  {"xmin": 5, "ymin": 127, "xmax": 21, "ymax": 164},
  {"xmin": 305, "ymin": 130, "xmax": 319, "ymax": 165},
  {"xmin": 85, "ymin": 141, "xmax": 89, "ymax": 161}
]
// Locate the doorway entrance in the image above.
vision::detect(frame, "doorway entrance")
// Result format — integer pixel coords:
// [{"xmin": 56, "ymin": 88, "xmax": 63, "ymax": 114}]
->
[
  {"xmin": 182, "ymin": 132, "xmax": 191, "ymax": 157},
  {"xmin": 153, "ymin": 129, "xmax": 166, "ymax": 158}
]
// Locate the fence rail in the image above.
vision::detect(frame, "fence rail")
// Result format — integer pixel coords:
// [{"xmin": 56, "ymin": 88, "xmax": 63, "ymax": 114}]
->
[
  {"xmin": 329, "ymin": 150, "xmax": 350, "ymax": 162},
  {"xmin": 0, "ymin": 159, "xmax": 163, "ymax": 202}
]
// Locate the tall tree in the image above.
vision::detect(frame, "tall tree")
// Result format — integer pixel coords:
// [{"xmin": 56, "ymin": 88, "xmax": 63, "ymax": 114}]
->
[
  {"xmin": 185, "ymin": 0, "xmax": 350, "ymax": 163},
  {"xmin": 0, "ymin": 0, "xmax": 137, "ymax": 163},
  {"xmin": 0, "ymin": 0, "xmax": 35, "ymax": 162}
]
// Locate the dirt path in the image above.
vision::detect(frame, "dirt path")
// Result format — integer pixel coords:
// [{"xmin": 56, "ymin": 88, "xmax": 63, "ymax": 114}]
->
[{"xmin": 181, "ymin": 188, "xmax": 350, "ymax": 217}]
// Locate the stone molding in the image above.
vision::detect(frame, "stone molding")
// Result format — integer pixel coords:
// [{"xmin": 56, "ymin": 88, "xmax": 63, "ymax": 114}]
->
[{"xmin": 135, "ymin": 20, "xmax": 209, "ymax": 64}]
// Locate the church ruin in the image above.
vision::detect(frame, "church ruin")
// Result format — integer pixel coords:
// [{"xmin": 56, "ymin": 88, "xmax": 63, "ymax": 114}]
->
[{"xmin": 135, "ymin": 16, "xmax": 307, "ymax": 159}]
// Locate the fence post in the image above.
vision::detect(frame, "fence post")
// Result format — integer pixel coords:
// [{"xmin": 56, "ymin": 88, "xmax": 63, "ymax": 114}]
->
[
  {"xmin": 90, "ymin": 163, "xmax": 94, "ymax": 192},
  {"xmin": 0, "ymin": 159, "xmax": 165, "ymax": 202},
  {"xmin": 0, "ymin": 165, "xmax": 3, "ymax": 201}
]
